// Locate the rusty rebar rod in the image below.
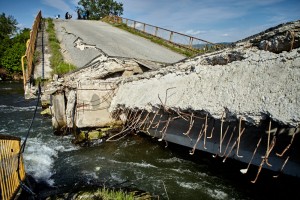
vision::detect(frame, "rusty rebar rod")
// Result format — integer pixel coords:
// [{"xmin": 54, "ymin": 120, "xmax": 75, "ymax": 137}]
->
[
  {"xmin": 251, "ymin": 136, "xmax": 276, "ymax": 183},
  {"xmin": 130, "ymin": 110, "xmax": 145, "ymax": 130},
  {"xmin": 236, "ymin": 117, "xmax": 244, "ymax": 158},
  {"xmin": 240, "ymin": 137, "xmax": 262, "ymax": 174},
  {"xmin": 265, "ymin": 121, "xmax": 273, "ymax": 166},
  {"xmin": 273, "ymin": 156, "xmax": 290, "ymax": 178},
  {"xmin": 220, "ymin": 126, "xmax": 236, "ymax": 157},
  {"xmin": 189, "ymin": 124, "xmax": 204, "ymax": 155},
  {"xmin": 146, "ymin": 109, "xmax": 160, "ymax": 132},
  {"xmin": 212, "ymin": 125, "xmax": 230, "ymax": 158},
  {"xmin": 222, "ymin": 128, "xmax": 245, "ymax": 163},
  {"xmin": 220, "ymin": 112, "xmax": 225, "ymax": 153},
  {"xmin": 276, "ymin": 128, "xmax": 297, "ymax": 157},
  {"xmin": 152, "ymin": 114, "xmax": 163, "ymax": 138},
  {"xmin": 203, "ymin": 114, "xmax": 208, "ymax": 149},
  {"xmin": 207, "ymin": 119, "xmax": 215, "ymax": 139},
  {"xmin": 266, "ymin": 136, "xmax": 277, "ymax": 167},
  {"xmin": 183, "ymin": 113, "xmax": 194, "ymax": 136},
  {"xmin": 158, "ymin": 117, "xmax": 172, "ymax": 142},
  {"xmin": 139, "ymin": 111, "xmax": 150, "ymax": 130}
]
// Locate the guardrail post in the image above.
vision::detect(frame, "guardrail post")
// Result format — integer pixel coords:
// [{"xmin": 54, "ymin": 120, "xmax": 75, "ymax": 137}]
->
[
  {"xmin": 109, "ymin": 15, "xmax": 217, "ymax": 54},
  {"xmin": 155, "ymin": 27, "xmax": 158, "ymax": 36},
  {"xmin": 169, "ymin": 31, "xmax": 174, "ymax": 42},
  {"xmin": 189, "ymin": 37, "xmax": 193, "ymax": 48}
]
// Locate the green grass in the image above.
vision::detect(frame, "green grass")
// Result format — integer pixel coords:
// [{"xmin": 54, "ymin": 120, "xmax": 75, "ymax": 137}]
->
[
  {"xmin": 45, "ymin": 18, "xmax": 77, "ymax": 75},
  {"xmin": 76, "ymin": 187, "xmax": 135, "ymax": 200},
  {"xmin": 102, "ymin": 18, "xmax": 224, "ymax": 57},
  {"xmin": 108, "ymin": 22, "xmax": 196, "ymax": 57}
]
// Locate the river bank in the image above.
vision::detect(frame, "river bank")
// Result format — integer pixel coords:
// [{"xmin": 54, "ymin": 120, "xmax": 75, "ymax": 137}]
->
[{"xmin": 0, "ymin": 68, "xmax": 23, "ymax": 81}]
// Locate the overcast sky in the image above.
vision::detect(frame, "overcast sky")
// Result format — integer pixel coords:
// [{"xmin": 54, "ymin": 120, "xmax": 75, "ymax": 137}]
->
[{"xmin": 0, "ymin": 0, "xmax": 299, "ymax": 42}]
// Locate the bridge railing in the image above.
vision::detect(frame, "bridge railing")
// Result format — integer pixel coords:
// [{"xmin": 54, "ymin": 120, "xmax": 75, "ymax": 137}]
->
[
  {"xmin": 0, "ymin": 134, "xmax": 26, "ymax": 200},
  {"xmin": 22, "ymin": 10, "xmax": 42, "ymax": 88},
  {"xmin": 105, "ymin": 15, "xmax": 222, "ymax": 53}
]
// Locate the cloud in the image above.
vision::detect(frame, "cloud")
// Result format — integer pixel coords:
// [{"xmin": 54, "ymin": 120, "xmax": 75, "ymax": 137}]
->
[
  {"xmin": 222, "ymin": 33, "xmax": 229, "ymax": 37},
  {"xmin": 185, "ymin": 29, "xmax": 206, "ymax": 35},
  {"xmin": 42, "ymin": 0, "xmax": 73, "ymax": 12},
  {"xmin": 17, "ymin": 23, "xmax": 25, "ymax": 29}
]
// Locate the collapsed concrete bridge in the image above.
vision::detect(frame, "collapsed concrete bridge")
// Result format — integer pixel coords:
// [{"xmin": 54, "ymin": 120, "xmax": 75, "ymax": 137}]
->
[{"xmin": 43, "ymin": 19, "xmax": 300, "ymax": 182}]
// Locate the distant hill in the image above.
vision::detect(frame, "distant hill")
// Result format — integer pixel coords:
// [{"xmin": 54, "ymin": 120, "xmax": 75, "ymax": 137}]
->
[{"xmin": 193, "ymin": 42, "xmax": 233, "ymax": 49}]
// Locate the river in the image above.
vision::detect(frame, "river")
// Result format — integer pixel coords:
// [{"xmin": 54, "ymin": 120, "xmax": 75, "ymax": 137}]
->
[{"xmin": 1, "ymin": 81, "xmax": 299, "ymax": 200}]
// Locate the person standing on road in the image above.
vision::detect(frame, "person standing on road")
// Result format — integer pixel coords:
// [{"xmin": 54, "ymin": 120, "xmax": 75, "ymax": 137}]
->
[
  {"xmin": 77, "ymin": 9, "xmax": 81, "ymax": 19},
  {"xmin": 82, "ymin": 11, "xmax": 87, "ymax": 19},
  {"xmin": 86, "ymin": 10, "xmax": 90, "ymax": 20}
]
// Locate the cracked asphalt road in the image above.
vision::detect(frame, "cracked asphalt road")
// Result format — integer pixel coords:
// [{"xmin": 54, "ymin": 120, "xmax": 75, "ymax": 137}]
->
[{"xmin": 54, "ymin": 19, "xmax": 186, "ymax": 67}]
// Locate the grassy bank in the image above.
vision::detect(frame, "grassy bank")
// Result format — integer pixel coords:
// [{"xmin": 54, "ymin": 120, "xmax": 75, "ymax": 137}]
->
[
  {"xmin": 77, "ymin": 187, "xmax": 135, "ymax": 200},
  {"xmin": 46, "ymin": 18, "xmax": 77, "ymax": 75},
  {"xmin": 103, "ymin": 20, "xmax": 196, "ymax": 57},
  {"xmin": 102, "ymin": 18, "xmax": 225, "ymax": 57}
]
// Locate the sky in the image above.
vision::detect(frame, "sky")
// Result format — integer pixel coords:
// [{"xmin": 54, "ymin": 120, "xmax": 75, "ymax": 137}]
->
[{"xmin": 0, "ymin": 0, "xmax": 299, "ymax": 42}]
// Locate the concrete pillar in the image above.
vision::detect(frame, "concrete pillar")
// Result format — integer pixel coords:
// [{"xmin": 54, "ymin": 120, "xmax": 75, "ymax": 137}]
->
[{"xmin": 51, "ymin": 92, "xmax": 66, "ymax": 134}]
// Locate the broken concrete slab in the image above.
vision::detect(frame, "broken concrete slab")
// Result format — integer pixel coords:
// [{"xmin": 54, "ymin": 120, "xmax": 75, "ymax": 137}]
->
[
  {"xmin": 110, "ymin": 47, "xmax": 300, "ymax": 127},
  {"xmin": 75, "ymin": 83, "xmax": 116, "ymax": 128}
]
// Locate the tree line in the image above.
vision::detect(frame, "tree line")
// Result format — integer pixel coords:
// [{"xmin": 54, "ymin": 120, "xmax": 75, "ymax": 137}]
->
[
  {"xmin": 77, "ymin": 0, "xmax": 123, "ymax": 20},
  {"xmin": 0, "ymin": 13, "xmax": 30, "ymax": 80}
]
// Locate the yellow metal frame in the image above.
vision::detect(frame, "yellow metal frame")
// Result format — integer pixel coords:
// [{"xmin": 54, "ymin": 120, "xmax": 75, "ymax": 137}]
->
[{"xmin": 0, "ymin": 135, "xmax": 26, "ymax": 200}]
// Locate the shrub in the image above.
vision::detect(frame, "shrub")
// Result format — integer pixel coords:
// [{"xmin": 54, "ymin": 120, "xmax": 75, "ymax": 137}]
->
[{"xmin": 1, "ymin": 43, "xmax": 26, "ymax": 74}]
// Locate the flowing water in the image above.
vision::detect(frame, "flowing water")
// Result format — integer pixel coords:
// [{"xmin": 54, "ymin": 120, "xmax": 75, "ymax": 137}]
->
[{"xmin": 1, "ymin": 82, "xmax": 299, "ymax": 200}]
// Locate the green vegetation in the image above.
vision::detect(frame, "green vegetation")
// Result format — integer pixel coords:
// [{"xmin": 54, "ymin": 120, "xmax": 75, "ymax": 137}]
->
[
  {"xmin": 48, "ymin": 187, "xmax": 135, "ymax": 200},
  {"xmin": 77, "ymin": 0, "xmax": 123, "ymax": 20},
  {"xmin": 83, "ymin": 187, "xmax": 135, "ymax": 200},
  {"xmin": 103, "ymin": 21, "xmax": 196, "ymax": 57},
  {"xmin": 0, "ymin": 13, "xmax": 30, "ymax": 79},
  {"xmin": 46, "ymin": 18, "xmax": 77, "ymax": 75}
]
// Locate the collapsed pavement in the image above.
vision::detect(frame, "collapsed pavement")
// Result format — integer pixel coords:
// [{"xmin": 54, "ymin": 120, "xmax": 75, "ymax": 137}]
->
[{"xmin": 43, "ymin": 20, "xmax": 300, "ymax": 181}]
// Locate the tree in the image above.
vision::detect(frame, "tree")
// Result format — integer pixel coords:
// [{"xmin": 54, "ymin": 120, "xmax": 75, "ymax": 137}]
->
[
  {"xmin": 0, "ymin": 13, "xmax": 29, "ymax": 79},
  {"xmin": 0, "ymin": 28, "xmax": 29, "ymax": 75},
  {"xmin": 0, "ymin": 13, "xmax": 18, "ymax": 60},
  {"xmin": 0, "ymin": 13, "xmax": 18, "ymax": 40},
  {"xmin": 1, "ymin": 43, "xmax": 26, "ymax": 74},
  {"xmin": 77, "ymin": 0, "xmax": 123, "ymax": 20}
]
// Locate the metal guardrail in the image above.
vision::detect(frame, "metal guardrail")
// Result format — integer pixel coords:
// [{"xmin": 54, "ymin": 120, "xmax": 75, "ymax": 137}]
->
[
  {"xmin": 22, "ymin": 10, "xmax": 42, "ymax": 88},
  {"xmin": 0, "ymin": 134, "xmax": 26, "ymax": 200},
  {"xmin": 105, "ymin": 15, "xmax": 220, "ymax": 52}
]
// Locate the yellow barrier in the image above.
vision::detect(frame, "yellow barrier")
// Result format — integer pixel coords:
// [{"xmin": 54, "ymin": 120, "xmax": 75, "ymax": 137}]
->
[
  {"xmin": 0, "ymin": 134, "xmax": 26, "ymax": 200},
  {"xmin": 21, "ymin": 10, "xmax": 42, "ymax": 87}
]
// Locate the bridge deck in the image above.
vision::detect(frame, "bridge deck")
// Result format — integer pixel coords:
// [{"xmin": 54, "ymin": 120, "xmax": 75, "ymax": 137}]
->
[{"xmin": 54, "ymin": 19, "xmax": 186, "ymax": 67}]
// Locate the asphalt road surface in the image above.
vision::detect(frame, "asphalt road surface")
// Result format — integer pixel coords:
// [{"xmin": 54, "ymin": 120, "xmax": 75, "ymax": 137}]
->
[{"xmin": 54, "ymin": 19, "xmax": 185, "ymax": 67}]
